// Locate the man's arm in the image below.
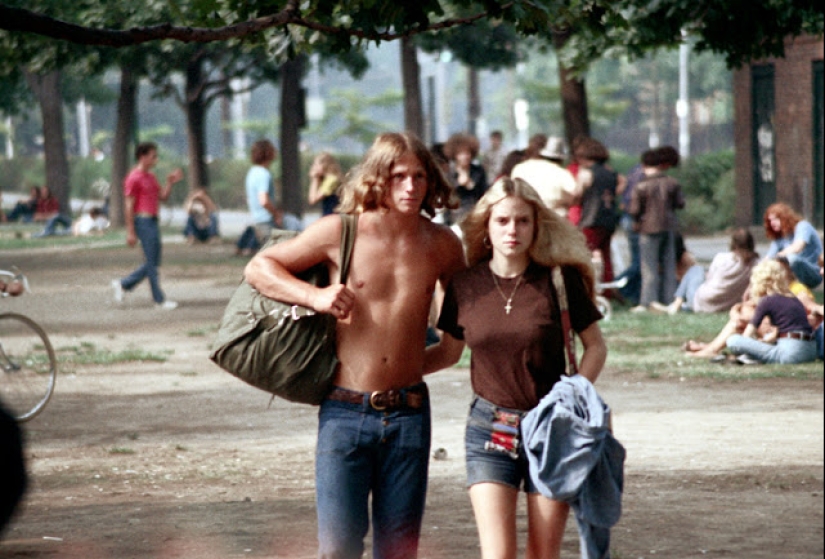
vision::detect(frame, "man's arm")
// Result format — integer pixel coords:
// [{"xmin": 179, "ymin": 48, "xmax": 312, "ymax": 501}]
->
[
  {"xmin": 422, "ymin": 226, "xmax": 467, "ymax": 375},
  {"xmin": 244, "ymin": 215, "xmax": 355, "ymax": 319},
  {"xmin": 159, "ymin": 168, "xmax": 184, "ymax": 202},
  {"xmin": 123, "ymin": 195, "xmax": 137, "ymax": 247}
]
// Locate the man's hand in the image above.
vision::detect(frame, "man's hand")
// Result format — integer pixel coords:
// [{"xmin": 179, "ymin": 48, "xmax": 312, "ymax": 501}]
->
[
  {"xmin": 167, "ymin": 168, "xmax": 184, "ymax": 185},
  {"xmin": 126, "ymin": 230, "xmax": 138, "ymax": 247},
  {"xmin": 312, "ymin": 284, "xmax": 355, "ymax": 320}
]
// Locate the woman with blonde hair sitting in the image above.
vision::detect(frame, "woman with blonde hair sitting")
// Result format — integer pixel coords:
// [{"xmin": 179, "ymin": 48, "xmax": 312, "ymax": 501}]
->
[{"xmin": 725, "ymin": 259, "xmax": 817, "ymax": 365}]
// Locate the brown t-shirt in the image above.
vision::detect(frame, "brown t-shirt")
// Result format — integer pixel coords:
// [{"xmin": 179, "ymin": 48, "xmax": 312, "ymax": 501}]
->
[{"xmin": 438, "ymin": 262, "xmax": 602, "ymax": 411}]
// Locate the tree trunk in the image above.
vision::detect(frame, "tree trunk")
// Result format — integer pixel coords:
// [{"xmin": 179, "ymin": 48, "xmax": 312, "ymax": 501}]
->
[
  {"xmin": 220, "ymin": 89, "xmax": 232, "ymax": 159},
  {"xmin": 400, "ymin": 37, "xmax": 424, "ymax": 140},
  {"xmin": 467, "ymin": 66, "xmax": 481, "ymax": 137},
  {"xmin": 24, "ymin": 70, "xmax": 70, "ymax": 214},
  {"xmin": 110, "ymin": 65, "xmax": 137, "ymax": 227},
  {"xmin": 185, "ymin": 58, "xmax": 209, "ymax": 190},
  {"xmin": 553, "ymin": 30, "xmax": 590, "ymax": 150},
  {"xmin": 280, "ymin": 55, "xmax": 305, "ymax": 217}
]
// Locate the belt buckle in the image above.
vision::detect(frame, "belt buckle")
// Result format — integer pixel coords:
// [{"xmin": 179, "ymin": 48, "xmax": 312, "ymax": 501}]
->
[{"xmin": 369, "ymin": 391, "xmax": 388, "ymax": 411}]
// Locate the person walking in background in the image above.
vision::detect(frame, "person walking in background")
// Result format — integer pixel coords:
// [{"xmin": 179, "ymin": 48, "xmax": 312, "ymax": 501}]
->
[
  {"xmin": 763, "ymin": 202, "xmax": 823, "ymax": 289},
  {"xmin": 244, "ymin": 139, "xmax": 280, "ymax": 247},
  {"xmin": 628, "ymin": 146, "xmax": 685, "ymax": 312},
  {"xmin": 481, "ymin": 130, "xmax": 507, "ymax": 180},
  {"xmin": 182, "ymin": 187, "xmax": 220, "ymax": 244},
  {"xmin": 574, "ymin": 137, "xmax": 619, "ymax": 284},
  {"xmin": 437, "ymin": 176, "xmax": 606, "ymax": 559},
  {"xmin": 307, "ymin": 151, "xmax": 344, "ymax": 216},
  {"xmin": 652, "ymin": 228, "xmax": 759, "ymax": 315},
  {"xmin": 245, "ymin": 132, "xmax": 466, "ymax": 559},
  {"xmin": 112, "ymin": 142, "xmax": 184, "ymax": 310},
  {"xmin": 510, "ymin": 134, "xmax": 577, "ymax": 218},
  {"xmin": 444, "ymin": 132, "xmax": 488, "ymax": 224}
]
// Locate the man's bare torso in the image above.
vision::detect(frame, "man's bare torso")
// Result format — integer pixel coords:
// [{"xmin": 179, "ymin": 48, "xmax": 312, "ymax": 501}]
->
[{"xmin": 334, "ymin": 212, "xmax": 457, "ymax": 391}]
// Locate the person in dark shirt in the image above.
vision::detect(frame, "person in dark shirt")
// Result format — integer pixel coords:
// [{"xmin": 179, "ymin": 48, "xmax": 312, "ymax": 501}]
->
[
  {"xmin": 726, "ymin": 259, "xmax": 817, "ymax": 364},
  {"xmin": 437, "ymin": 175, "xmax": 606, "ymax": 558}
]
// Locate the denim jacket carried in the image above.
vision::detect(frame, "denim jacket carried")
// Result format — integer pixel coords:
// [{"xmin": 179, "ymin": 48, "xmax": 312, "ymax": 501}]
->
[{"xmin": 522, "ymin": 374, "xmax": 626, "ymax": 559}]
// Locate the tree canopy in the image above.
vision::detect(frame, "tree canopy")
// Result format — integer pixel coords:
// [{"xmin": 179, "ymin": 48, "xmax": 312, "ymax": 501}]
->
[{"xmin": 1, "ymin": 0, "xmax": 821, "ymax": 70}]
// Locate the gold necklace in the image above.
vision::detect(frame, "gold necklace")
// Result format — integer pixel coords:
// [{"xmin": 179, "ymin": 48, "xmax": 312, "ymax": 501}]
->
[{"xmin": 491, "ymin": 269, "xmax": 524, "ymax": 315}]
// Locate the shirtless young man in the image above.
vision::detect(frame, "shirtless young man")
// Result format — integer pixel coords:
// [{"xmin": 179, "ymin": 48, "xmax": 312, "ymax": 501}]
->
[{"xmin": 245, "ymin": 132, "xmax": 466, "ymax": 559}]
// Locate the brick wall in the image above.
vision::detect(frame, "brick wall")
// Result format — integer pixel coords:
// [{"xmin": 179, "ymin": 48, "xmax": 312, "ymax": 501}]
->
[{"xmin": 733, "ymin": 35, "xmax": 824, "ymax": 228}]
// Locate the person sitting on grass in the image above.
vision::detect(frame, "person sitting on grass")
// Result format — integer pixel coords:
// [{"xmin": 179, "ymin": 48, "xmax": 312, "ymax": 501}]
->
[
  {"xmin": 182, "ymin": 188, "xmax": 220, "ymax": 244},
  {"xmin": 724, "ymin": 259, "xmax": 817, "ymax": 365},
  {"xmin": 651, "ymin": 228, "xmax": 759, "ymax": 315},
  {"xmin": 683, "ymin": 258, "xmax": 818, "ymax": 359},
  {"xmin": 4, "ymin": 186, "xmax": 40, "ymax": 223}
]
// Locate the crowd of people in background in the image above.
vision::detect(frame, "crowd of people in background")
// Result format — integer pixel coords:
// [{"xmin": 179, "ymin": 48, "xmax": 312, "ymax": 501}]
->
[{"xmin": 0, "ymin": 131, "xmax": 821, "ymax": 365}]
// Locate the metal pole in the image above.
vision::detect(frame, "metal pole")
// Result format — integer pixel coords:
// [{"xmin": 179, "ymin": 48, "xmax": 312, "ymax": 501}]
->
[{"xmin": 677, "ymin": 31, "xmax": 691, "ymax": 158}]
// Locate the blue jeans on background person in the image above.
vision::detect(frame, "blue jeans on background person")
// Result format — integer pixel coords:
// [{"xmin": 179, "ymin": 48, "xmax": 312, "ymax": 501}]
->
[
  {"xmin": 182, "ymin": 213, "xmax": 219, "ymax": 242},
  {"xmin": 816, "ymin": 323, "xmax": 824, "ymax": 361},
  {"xmin": 786, "ymin": 253, "xmax": 823, "ymax": 289},
  {"xmin": 315, "ymin": 389, "xmax": 431, "ymax": 559},
  {"xmin": 616, "ymin": 215, "xmax": 641, "ymax": 305},
  {"xmin": 639, "ymin": 231, "xmax": 677, "ymax": 307},
  {"xmin": 726, "ymin": 335, "xmax": 817, "ymax": 364},
  {"xmin": 121, "ymin": 216, "xmax": 164, "ymax": 304},
  {"xmin": 673, "ymin": 264, "xmax": 705, "ymax": 311},
  {"xmin": 32, "ymin": 213, "xmax": 72, "ymax": 238}
]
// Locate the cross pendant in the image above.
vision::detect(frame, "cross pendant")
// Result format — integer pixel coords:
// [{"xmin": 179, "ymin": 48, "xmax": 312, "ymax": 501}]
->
[{"xmin": 504, "ymin": 301, "xmax": 512, "ymax": 314}]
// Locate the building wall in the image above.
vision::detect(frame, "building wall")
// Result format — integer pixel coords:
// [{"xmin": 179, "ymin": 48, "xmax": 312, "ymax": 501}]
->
[{"xmin": 733, "ymin": 35, "xmax": 824, "ymax": 228}]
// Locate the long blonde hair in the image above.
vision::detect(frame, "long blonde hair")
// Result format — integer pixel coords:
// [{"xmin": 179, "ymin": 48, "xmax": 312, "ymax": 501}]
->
[
  {"xmin": 314, "ymin": 152, "xmax": 343, "ymax": 180},
  {"xmin": 749, "ymin": 259, "xmax": 791, "ymax": 299},
  {"xmin": 337, "ymin": 132, "xmax": 457, "ymax": 218},
  {"xmin": 461, "ymin": 176, "xmax": 597, "ymax": 299}
]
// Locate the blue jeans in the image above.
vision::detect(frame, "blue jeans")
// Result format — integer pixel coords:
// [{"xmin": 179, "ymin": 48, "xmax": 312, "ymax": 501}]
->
[
  {"xmin": 316, "ymin": 386, "xmax": 431, "ymax": 559},
  {"xmin": 465, "ymin": 395, "xmax": 536, "ymax": 493},
  {"xmin": 121, "ymin": 216, "xmax": 164, "ymax": 304},
  {"xmin": 33, "ymin": 213, "xmax": 72, "ymax": 237},
  {"xmin": 726, "ymin": 335, "xmax": 817, "ymax": 364},
  {"xmin": 182, "ymin": 213, "xmax": 219, "ymax": 241},
  {"xmin": 673, "ymin": 264, "xmax": 705, "ymax": 311},
  {"xmin": 639, "ymin": 231, "xmax": 677, "ymax": 306},
  {"xmin": 786, "ymin": 253, "xmax": 823, "ymax": 289}
]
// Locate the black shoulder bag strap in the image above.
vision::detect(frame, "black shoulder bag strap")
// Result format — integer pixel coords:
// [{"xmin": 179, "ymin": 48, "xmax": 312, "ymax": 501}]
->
[{"xmin": 338, "ymin": 213, "xmax": 358, "ymax": 284}]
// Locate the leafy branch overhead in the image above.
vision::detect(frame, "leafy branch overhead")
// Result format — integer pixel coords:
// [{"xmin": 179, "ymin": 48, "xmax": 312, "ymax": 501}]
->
[{"xmin": 0, "ymin": 0, "xmax": 822, "ymax": 69}]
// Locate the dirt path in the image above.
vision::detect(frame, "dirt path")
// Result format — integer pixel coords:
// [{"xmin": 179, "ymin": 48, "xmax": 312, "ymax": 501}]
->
[{"xmin": 0, "ymin": 242, "xmax": 822, "ymax": 558}]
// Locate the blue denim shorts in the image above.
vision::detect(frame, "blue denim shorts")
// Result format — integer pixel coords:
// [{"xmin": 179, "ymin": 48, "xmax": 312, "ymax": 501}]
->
[{"xmin": 465, "ymin": 395, "xmax": 537, "ymax": 493}]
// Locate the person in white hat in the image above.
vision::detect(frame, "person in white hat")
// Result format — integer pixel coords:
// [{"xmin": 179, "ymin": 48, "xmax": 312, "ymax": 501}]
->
[{"xmin": 510, "ymin": 134, "xmax": 578, "ymax": 217}]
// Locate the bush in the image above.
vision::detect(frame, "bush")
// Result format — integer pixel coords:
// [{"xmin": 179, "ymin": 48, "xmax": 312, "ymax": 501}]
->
[{"xmin": 670, "ymin": 149, "xmax": 735, "ymax": 235}]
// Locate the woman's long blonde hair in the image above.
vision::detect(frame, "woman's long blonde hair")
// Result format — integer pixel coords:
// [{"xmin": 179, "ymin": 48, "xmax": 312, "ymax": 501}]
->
[
  {"xmin": 461, "ymin": 176, "xmax": 597, "ymax": 299},
  {"xmin": 337, "ymin": 132, "xmax": 456, "ymax": 217},
  {"xmin": 749, "ymin": 259, "xmax": 791, "ymax": 299}
]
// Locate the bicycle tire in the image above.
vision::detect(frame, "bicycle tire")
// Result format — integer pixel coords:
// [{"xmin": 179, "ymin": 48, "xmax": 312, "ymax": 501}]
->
[{"xmin": 0, "ymin": 313, "xmax": 57, "ymax": 422}]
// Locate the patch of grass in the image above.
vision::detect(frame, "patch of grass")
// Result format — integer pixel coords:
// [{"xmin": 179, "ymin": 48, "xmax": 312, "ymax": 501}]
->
[
  {"xmin": 186, "ymin": 325, "xmax": 217, "ymax": 337},
  {"xmin": 0, "ymin": 227, "xmax": 124, "ymax": 250},
  {"xmin": 55, "ymin": 342, "xmax": 172, "ymax": 365},
  {"xmin": 108, "ymin": 447, "xmax": 135, "ymax": 455}
]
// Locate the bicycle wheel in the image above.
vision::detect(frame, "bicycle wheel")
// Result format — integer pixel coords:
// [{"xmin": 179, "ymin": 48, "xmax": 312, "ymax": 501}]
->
[{"xmin": 0, "ymin": 313, "xmax": 57, "ymax": 422}]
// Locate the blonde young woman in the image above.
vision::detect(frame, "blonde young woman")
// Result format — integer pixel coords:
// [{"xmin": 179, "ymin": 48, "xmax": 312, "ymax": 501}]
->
[
  {"xmin": 725, "ymin": 259, "xmax": 817, "ymax": 364},
  {"xmin": 307, "ymin": 151, "xmax": 344, "ymax": 216},
  {"xmin": 437, "ymin": 176, "xmax": 607, "ymax": 559}
]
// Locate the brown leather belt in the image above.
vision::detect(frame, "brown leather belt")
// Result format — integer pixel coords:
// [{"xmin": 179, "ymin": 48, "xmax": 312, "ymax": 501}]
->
[
  {"xmin": 326, "ymin": 383, "xmax": 428, "ymax": 411},
  {"xmin": 777, "ymin": 331, "xmax": 814, "ymax": 341},
  {"xmin": 135, "ymin": 213, "xmax": 158, "ymax": 220}
]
